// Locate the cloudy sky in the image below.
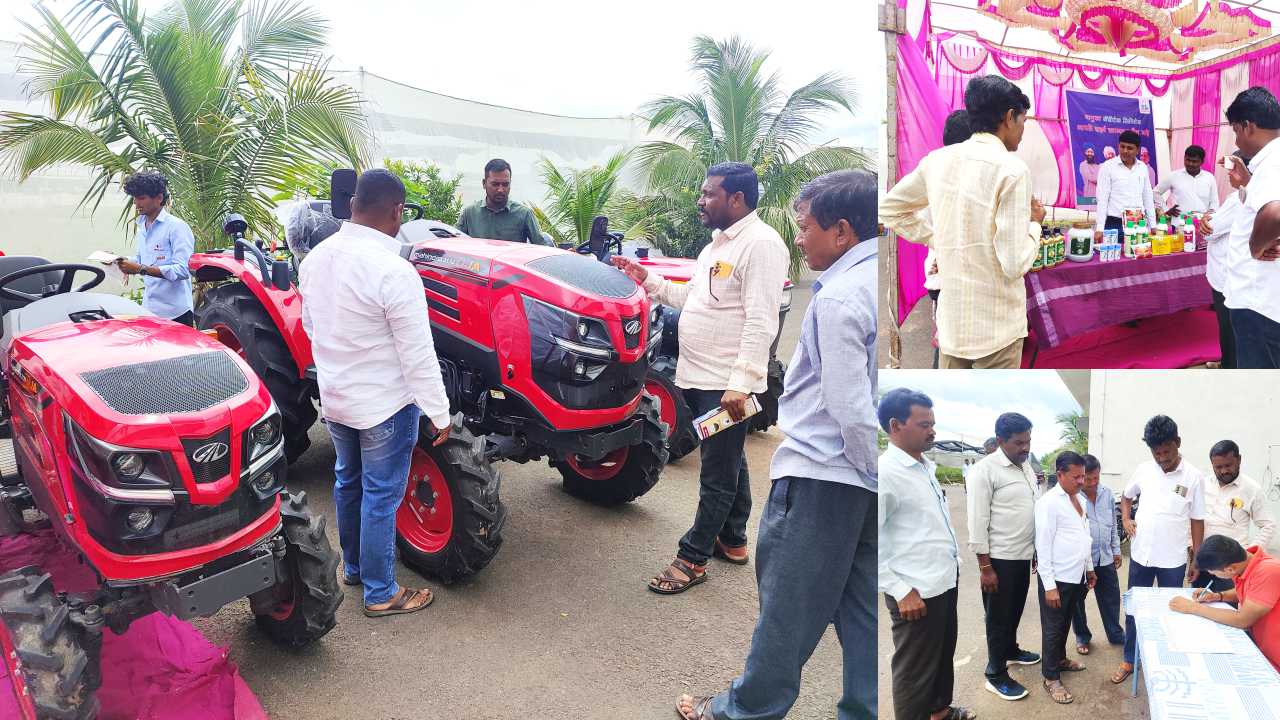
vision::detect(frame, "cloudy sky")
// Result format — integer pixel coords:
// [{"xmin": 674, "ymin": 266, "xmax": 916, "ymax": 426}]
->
[
  {"xmin": 0, "ymin": 0, "xmax": 882, "ymax": 149},
  {"xmin": 880, "ymin": 370, "xmax": 1083, "ymax": 457}
]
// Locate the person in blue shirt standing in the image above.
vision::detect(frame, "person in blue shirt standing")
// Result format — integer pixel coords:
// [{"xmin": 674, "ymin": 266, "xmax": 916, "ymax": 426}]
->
[
  {"xmin": 115, "ymin": 171, "xmax": 196, "ymax": 325},
  {"xmin": 675, "ymin": 169, "xmax": 879, "ymax": 720},
  {"xmin": 1069, "ymin": 454, "xmax": 1126, "ymax": 656}
]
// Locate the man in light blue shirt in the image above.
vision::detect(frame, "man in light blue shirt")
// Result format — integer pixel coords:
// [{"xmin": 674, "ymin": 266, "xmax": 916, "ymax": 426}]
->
[
  {"xmin": 1069, "ymin": 454, "xmax": 1126, "ymax": 653},
  {"xmin": 116, "ymin": 171, "xmax": 196, "ymax": 324},
  {"xmin": 675, "ymin": 170, "xmax": 878, "ymax": 720}
]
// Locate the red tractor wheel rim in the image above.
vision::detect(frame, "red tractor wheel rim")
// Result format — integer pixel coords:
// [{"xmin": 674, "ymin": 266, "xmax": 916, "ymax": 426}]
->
[
  {"xmin": 565, "ymin": 447, "xmax": 629, "ymax": 481},
  {"xmin": 0, "ymin": 615, "xmax": 38, "ymax": 720},
  {"xmin": 211, "ymin": 323, "xmax": 246, "ymax": 360},
  {"xmin": 644, "ymin": 379, "xmax": 677, "ymax": 441},
  {"xmin": 396, "ymin": 448, "xmax": 454, "ymax": 554}
]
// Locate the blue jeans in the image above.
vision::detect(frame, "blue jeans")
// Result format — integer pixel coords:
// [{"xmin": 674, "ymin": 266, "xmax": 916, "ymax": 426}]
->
[
  {"xmin": 1123, "ymin": 561, "xmax": 1186, "ymax": 664},
  {"xmin": 1231, "ymin": 308, "xmax": 1280, "ymax": 369},
  {"xmin": 327, "ymin": 404, "xmax": 420, "ymax": 606},
  {"xmin": 711, "ymin": 478, "xmax": 877, "ymax": 720},
  {"xmin": 1071, "ymin": 562, "xmax": 1126, "ymax": 645},
  {"xmin": 677, "ymin": 389, "xmax": 752, "ymax": 565}
]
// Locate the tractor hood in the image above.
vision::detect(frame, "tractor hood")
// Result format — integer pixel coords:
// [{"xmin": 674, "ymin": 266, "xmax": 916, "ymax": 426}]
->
[{"xmin": 404, "ymin": 238, "xmax": 640, "ymax": 299}]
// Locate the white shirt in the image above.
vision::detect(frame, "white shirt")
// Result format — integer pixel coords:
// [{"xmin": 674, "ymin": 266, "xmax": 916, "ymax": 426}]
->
[
  {"xmin": 1095, "ymin": 156, "xmax": 1156, "ymax": 230},
  {"xmin": 1034, "ymin": 485, "xmax": 1092, "ymax": 591},
  {"xmin": 879, "ymin": 444, "xmax": 961, "ymax": 602},
  {"xmin": 1228, "ymin": 136, "xmax": 1280, "ymax": 323},
  {"xmin": 1204, "ymin": 473, "xmax": 1275, "ymax": 549},
  {"xmin": 299, "ymin": 222, "xmax": 451, "ymax": 431},
  {"xmin": 1205, "ymin": 191, "xmax": 1244, "ymax": 292},
  {"xmin": 642, "ymin": 211, "xmax": 788, "ymax": 394},
  {"xmin": 1154, "ymin": 168, "xmax": 1220, "ymax": 215},
  {"xmin": 965, "ymin": 447, "xmax": 1039, "ymax": 560},
  {"xmin": 1124, "ymin": 458, "xmax": 1207, "ymax": 569}
]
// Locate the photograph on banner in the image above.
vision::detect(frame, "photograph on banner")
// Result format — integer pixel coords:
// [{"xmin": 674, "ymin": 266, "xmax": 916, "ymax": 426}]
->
[
  {"xmin": 1066, "ymin": 90, "xmax": 1159, "ymax": 209},
  {"xmin": 878, "ymin": 369, "xmax": 1280, "ymax": 720}
]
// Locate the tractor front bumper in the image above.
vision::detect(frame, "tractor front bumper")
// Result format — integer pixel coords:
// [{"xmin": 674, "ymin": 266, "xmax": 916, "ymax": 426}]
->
[{"xmin": 148, "ymin": 535, "xmax": 280, "ymax": 619}]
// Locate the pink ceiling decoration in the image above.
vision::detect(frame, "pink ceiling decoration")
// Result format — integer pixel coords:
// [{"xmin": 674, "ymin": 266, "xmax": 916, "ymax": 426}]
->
[{"xmin": 977, "ymin": 0, "xmax": 1272, "ymax": 64}]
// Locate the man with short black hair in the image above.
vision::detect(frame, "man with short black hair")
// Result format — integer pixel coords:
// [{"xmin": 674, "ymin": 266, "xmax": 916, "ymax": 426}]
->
[
  {"xmin": 455, "ymin": 158, "xmax": 548, "ymax": 244},
  {"xmin": 1093, "ymin": 129, "xmax": 1157, "ymax": 244},
  {"xmin": 1112, "ymin": 414, "xmax": 1206, "ymax": 684},
  {"xmin": 675, "ymin": 169, "xmax": 877, "ymax": 720},
  {"xmin": 1199, "ymin": 440, "xmax": 1274, "ymax": 594},
  {"xmin": 881, "ymin": 74, "xmax": 1044, "ymax": 368},
  {"xmin": 878, "ymin": 389, "xmax": 975, "ymax": 720},
  {"xmin": 967, "ymin": 411, "xmax": 1041, "ymax": 701},
  {"xmin": 300, "ymin": 168, "xmax": 452, "ymax": 619},
  {"xmin": 116, "ymin": 171, "xmax": 196, "ymax": 325},
  {"xmin": 614, "ymin": 162, "xmax": 788, "ymax": 599},
  {"xmin": 1170, "ymin": 534, "xmax": 1280, "ymax": 671},
  {"xmin": 1035, "ymin": 452, "xmax": 1095, "ymax": 705},
  {"xmin": 1070, "ymin": 453, "xmax": 1126, "ymax": 655},
  {"xmin": 1155, "ymin": 144, "xmax": 1219, "ymax": 216}
]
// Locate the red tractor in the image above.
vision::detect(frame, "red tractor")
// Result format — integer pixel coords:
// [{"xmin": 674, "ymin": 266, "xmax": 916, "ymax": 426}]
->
[
  {"xmin": 0, "ymin": 257, "xmax": 342, "ymax": 719},
  {"xmin": 187, "ymin": 171, "xmax": 669, "ymax": 585}
]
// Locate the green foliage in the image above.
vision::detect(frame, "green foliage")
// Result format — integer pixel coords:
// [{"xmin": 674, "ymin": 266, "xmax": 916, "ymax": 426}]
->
[
  {"xmin": 272, "ymin": 157, "xmax": 464, "ymax": 226},
  {"xmin": 616, "ymin": 186, "xmax": 711, "ymax": 259},
  {"xmin": 634, "ymin": 35, "xmax": 870, "ymax": 273},
  {"xmin": 936, "ymin": 465, "xmax": 965, "ymax": 485},
  {"xmin": 532, "ymin": 150, "xmax": 649, "ymax": 247},
  {"xmin": 1056, "ymin": 412, "xmax": 1088, "ymax": 455},
  {"xmin": 0, "ymin": 0, "xmax": 371, "ymax": 250}
]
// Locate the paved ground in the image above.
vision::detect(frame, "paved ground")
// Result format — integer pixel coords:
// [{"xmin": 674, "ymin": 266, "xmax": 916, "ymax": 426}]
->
[
  {"xmin": 878, "ymin": 485, "xmax": 1154, "ymax": 719},
  {"xmin": 877, "ymin": 248, "xmax": 935, "ymax": 369},
  {"xmin": 193, "ymin": 280, "xmax": 851, "ymax": 719}
]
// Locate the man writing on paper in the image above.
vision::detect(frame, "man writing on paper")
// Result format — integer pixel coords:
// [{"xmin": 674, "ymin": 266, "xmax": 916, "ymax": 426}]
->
[{"xmin": 1171, "ymin": 534, "xmax": 1280, "ymax": 671}]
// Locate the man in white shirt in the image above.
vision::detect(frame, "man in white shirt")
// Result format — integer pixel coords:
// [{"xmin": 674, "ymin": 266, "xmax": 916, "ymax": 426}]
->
[
  {"xmin": 1035, "ymin": 452, "xmax": 1096, "ymax": 705},
  {"xmin": 1198, "ymin": 150, "xmax": 1251, "ymax": 369},
  {"xmin": 879, "ymin": 389, "xmax": 975, "ymax": 720},
  {"xmin": 1154, "ymin": 145, "xmax": 1220, "ymax": 216},
  {"xmin": 1112, "ymin": 414, "xmax": 1206, "ymax": 684},
  {"xmin": 299, "ymin": 169, "xmax": 452, "ymax": 618},
  {"xmin": 966, "ymin": 412, "xmax": 1041, "ymax": 701},
  {"xmin": 1196, "ymin": 440, "xmax": 1275, "ymax": 595},
  {"xmin": 613, "ymin": 162, "xmax": 788, "ymax": 596},
  {"xmin": 1224, "ymin": 87, "xmax": 1280, "ymax": 368},
  {"xmin": 1092, "ymin": 130, "xmax": 1157, "ymax": 243}
]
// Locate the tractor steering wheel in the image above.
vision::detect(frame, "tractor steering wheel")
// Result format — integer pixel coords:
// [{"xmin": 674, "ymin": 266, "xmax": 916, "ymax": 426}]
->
[{"xmin": 0, "ymin": 263, "xmax": 106, "ymax": 303}]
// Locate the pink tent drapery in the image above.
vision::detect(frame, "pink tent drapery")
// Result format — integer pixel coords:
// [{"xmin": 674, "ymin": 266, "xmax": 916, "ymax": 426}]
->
[{"xmin": 1192, "ymin": 69, "xmax": 1223, "ymax": 200}]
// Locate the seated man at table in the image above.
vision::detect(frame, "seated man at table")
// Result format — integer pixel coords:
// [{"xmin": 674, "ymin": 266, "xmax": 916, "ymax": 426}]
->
[{"xmin": 1169, "ymin": 534, "xmax": 1280, "ymax": 671}]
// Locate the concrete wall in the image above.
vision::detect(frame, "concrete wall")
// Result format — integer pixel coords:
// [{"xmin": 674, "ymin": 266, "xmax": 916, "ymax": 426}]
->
[{"xmin": 1088, "ymin": 370, "xmax": 1280, "ymax": 550}]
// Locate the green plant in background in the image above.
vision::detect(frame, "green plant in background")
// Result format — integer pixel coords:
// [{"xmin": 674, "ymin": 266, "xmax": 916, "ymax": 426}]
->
[
  {"xmin": 1056, "ymin": 411, "xmax": 1088, "ymax": 455},
  {"xmin": 936, "ymin": 465, "xmax": 964, "ymax": 485},
  {"xmin": 532, "ymin": 150, "xmax": 648, "ymax": 247},
  {"xmin": 0, "ymin": 0, "xmax": 371, "ymax": 250},
  {"xmin": 617, "ymin": 186, "xmax": 709, "ymax": 259},
  {"xmin": 273, "ymin": 158, "xmax": 463, "ymax": 226},
  {"xmin": 636, "ymin": 35, "xmax": 869, "ymax": 273}
]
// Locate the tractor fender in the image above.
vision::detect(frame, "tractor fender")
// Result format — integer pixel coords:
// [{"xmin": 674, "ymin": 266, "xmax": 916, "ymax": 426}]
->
[{"xmin": 190, "ymin": 252, "xmax": 314, "ymax": 377}]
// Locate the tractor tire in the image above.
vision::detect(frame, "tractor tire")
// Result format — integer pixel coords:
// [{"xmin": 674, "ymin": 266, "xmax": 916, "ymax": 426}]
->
[
  {"xmin": 644, "ymin": 370, "xmax": 698, "ymax": 461},
  {"xmin": 196, "ymin": 284, "xmax": 317, "ymax": 463},
  {"xmin": 0, "ymin": 567, "xmax": 98, "ymax": 720},
  {"xmin": 396, "ymin": 416, "xmax": 506, "ymax": 584},
  {"xmin": 252, "ymin": 491, "xmax": 342, "ymax": 648},
  {"xmin": 749, "ymin": 359, "xmax": 786, "ymax": 433},
  {"xmin": 554, "ymin": 394, "xmax": 669, "ymax": 505}
]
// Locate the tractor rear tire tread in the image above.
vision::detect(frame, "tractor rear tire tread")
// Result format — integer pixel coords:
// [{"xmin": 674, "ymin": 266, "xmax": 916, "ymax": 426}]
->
[
  {"xmin": 254, "ymin": 492, "xmax": 342, "ymax": 647},
  {"xmin": 646, "ymin": 370, "xmax": 698, "ymax": 461},
  {"xmin": 0, "ymin": 566, "xmax": 98, "ymax": 720}
]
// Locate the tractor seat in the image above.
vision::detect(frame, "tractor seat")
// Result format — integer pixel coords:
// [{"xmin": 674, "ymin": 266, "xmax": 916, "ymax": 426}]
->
[
  {"xmin": 0, "ymin": 256, "xmax": 62, "ymax": 317},
  {"xmin": 2, "ymin": 292, "xmax": 151, "ymax": 347}
]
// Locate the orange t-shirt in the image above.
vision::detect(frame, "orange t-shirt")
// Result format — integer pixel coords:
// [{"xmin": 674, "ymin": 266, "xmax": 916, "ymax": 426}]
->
[{"xmin": 1236, "ymin": 546, "xmax": 1280, "ymax": 671}]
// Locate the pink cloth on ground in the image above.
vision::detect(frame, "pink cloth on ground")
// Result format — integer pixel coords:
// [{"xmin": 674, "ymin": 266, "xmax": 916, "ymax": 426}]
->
[{"xmin": 0, "ymin": 529, "xmax": 268, "ymax": 720}]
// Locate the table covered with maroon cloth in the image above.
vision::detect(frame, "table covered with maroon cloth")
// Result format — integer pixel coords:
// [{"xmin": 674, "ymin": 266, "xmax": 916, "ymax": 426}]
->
[{"xmin": 1024, "ymin": 249, "xmax": 1212, "ymax": 350}]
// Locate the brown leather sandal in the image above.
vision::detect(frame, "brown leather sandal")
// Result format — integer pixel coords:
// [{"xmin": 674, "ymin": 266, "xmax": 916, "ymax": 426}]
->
[
  {"xmin": 648, "ymin": 558, "xmax": 708, "ymax": 595},
  {"xmin": 1059, "ymin": 659, "xmax": 1086, "ymax": 672},
  {"xmin": 1043, "ymin": 679, "xmax": 1073, "ymax": 704},
  {"xmin": 1111, "ymin": 664, "xmax": 1133, "ymax": 684},
  {"xmin": 363, "ymin": 587, "xmax": 433, "ymax": 617},
  {"xmin": 713, "ymin": 538, "xmax": 749, "ymax": 565}
]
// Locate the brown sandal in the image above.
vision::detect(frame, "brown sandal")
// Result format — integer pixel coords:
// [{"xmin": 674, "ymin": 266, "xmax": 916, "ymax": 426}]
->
[
  {"xmin": 363, "ymin": 586, "xmax": 433, "ymax": 617},
  {"xmin": 713, "ymin": 538, "xmax": 749, "ymax": 565},
  {"xmin": 1110, "ymin": 664, "xmax": 1133, "ymax": 684},
  {"xmin": 1076, "ymin": 643, "xmax": 1090, "ymax": 655},
  {"xmin": 674, "ymin": 695, "xmax": 715, "ymax": 719},
  {"xmin": 649, "ymin": 558, "xmax": 708, "ymax": 595},
  {"xmin": 1043, "ymin": 679, "xmax": 1073, "ymax": 704},
  {"xmin": 1059, "ymin": 659, "xmax": 1086, "ymax": 672},
  {"xmin": 943, "ymin": 708, "xmax": 977, "ymax": 720}
]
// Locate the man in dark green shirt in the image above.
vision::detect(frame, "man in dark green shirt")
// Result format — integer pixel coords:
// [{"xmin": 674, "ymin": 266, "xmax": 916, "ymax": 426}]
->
[{"xmin": 456, "ymin": 158, "xmax": 549, "ymax": 244}]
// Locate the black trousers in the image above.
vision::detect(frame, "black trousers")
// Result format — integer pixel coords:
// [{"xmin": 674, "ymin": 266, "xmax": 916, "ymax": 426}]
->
[
  {"xmin": 1212, "ymin": 289, "xmax": 1237, "ymax": 369},
  {"xmin": 1038, "ymin": 576, "xmax": 1086, "ymax": 681},
  {"xmin": 886, "ymin": 586, "xmax": 958, "ymax": 720},
  {"xmin": 982, "ymin": 558, "xmax": 1032, "ymax": 678},
  {"xmin": 1104, "ymin": 215, "xmax": 1124, "ymax": 233}
]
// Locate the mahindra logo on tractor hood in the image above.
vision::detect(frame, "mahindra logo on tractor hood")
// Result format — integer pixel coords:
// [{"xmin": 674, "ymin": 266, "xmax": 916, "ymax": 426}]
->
[
  {"xmin": 192, "ymin": 442, "xmax": 229, "ymax": 464},
  {"xmin": 625, "ymin": 320, "xmax": 642, "ymax": 335}
]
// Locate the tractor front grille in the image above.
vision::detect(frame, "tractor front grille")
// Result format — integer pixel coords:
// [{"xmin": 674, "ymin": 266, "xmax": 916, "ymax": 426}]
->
[
  {"xmin": 81, "ymin": 351, "xmax": 248, "ymax": 415},
  {"xmin": 181, "ymin": 427, "xmax": 233, "ymax": 484},
  {"xmin": 527, "ymin": 254, "xmax": 638, "ymax": 299}
]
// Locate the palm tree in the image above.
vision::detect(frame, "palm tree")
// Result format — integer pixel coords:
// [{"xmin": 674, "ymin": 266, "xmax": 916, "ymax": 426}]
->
[
  {"xmin": 531, "ymin": 150, "xmax": 648, "ymax": 247},
  {"xmin": 0, "ymin": 0, "xmax": 371, "ymax": 250},
  {"xmin": 1057, "ymin": 411, "xmax": 1088, "ymax": 454},
  {"xmin": 636, "ymin": 35, "xmax": 869, "ymax": 275}
]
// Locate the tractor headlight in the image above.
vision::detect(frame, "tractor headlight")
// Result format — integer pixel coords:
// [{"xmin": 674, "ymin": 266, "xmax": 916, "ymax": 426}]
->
[
  {"xmin": 252, "ymin": 470, "xmax": 277, "ymax": 495},
  {"xmin": 247, "ymin": 406, "xmax": 283, "ymax": 463},
  {"xmin": 126, "ymin": 508, "xmax": 154, "ymax": 533},
  {"xmin": 113, "ymin": 453, "xmax": 146, "ymax": 479}
]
